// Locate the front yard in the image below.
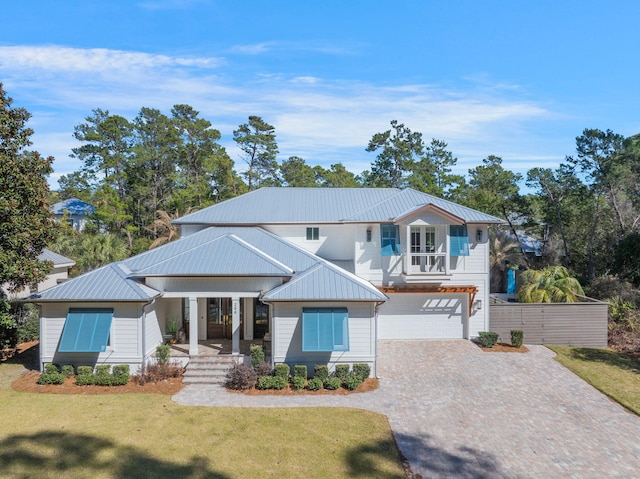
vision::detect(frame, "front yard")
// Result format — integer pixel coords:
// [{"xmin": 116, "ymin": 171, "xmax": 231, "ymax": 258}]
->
[
  {"xmin": 0, "ymin": 358, "xmax": 405, "ymax": 478},
  {"xmin": 549, "ymin": 345, "xmax": 640, "ymax": 415}
]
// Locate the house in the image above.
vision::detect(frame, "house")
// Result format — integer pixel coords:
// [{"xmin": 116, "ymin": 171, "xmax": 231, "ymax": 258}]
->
[
  {"xmin": 51, "ymin": 198, "xmax": 95, "ymax": 231},
  {"xmin": 3, "ymin": 249, "xmax": 75, "ymax": 300},
  {"xmin": 31, "ymin": 188, "xmax": 502, "ymax": 375}
]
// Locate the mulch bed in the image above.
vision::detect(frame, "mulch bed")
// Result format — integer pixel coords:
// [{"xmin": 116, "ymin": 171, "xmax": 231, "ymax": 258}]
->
[
  {"xmin": 477, "ymin": 342, "xmax": 529, "ymax": 353},
  {"xmin": 230, "ymin": 378, "xmax": 379, "ymax": 395}
]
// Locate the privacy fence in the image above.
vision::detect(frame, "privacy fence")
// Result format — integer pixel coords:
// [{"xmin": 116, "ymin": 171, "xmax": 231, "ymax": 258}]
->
[{"xmin": 489, "ymin": 296, "xmax": 608, "ymax": 348}]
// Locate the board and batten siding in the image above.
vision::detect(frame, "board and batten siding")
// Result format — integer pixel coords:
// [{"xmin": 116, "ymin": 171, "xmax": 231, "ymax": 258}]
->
[
  {"xmin": 489, "ymin": 298, "xmax": 608, "ymax": 348},
  {"xmin": 40, "ymin": 302, "xmax": 143, "ymax": 370},
  {"xmin": 271, "ymin": 301, "xmax": 376, "ymax": 375}
]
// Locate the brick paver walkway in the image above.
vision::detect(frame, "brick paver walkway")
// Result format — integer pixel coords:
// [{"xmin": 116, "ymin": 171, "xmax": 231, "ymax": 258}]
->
[{"xmin": 172, "ymin": 341, "xmax": 640, "ymax": 478}]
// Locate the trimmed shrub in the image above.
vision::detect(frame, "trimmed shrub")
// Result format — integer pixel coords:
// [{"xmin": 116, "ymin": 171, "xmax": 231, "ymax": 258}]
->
[
  {"xmin": 224, "ymin": 363, "xmax": 257, "ymax": 390},
  {"xmin": 61, "ymin": 365, "xmax": 75, "ymax": 378},
  {"xmin": 76, "ymin": 366, "xmax": 93, "ymax": 376},
  {"xmin": 37, "ymin": 372, "xmax": 65, "ymax": 385},
  {"xmin": 155, "ymin": 344, "xmax": 171, "ymax": 365},
  {"xmin": 291, "ymin": 376, "xmax": 305, "ymax": 390},
  {"xmin": 257, "ymin": 375, "xmax": 274, "ymax": 390},
  {"xmin": 272, "ymin": 376, "xmax": 287, "ymax": 390},
  {"xmin": 342, "ymin": 372, "xmax": 363, "ymax": 390},
  {"xmin": 510, "ymin": 330, "xmax": 524, "ymax": 348},
  {"xmin": 314, "ymin": 364, "xmax": 328, "ymax": 381},
  {"xmin": 334, "ymin": 364, "xmax": 350, "ymax": 379},
  {"xmin": 307, "ymin": 377, "xmax": 323, "ymax": 391},
  {"xmin": 95, "ymin": 365, "xmax": 111, "ymax": 376},
  {"xmin": 75, "ymin": 374, "xmax": 96, "ymax": 386},
  {"xmin": 353, "ymin": 363, "xmax": 371, "ymax": 379},
  {"xmin": 324, "ymin": 377, "xmax": 341, "ymax": 390},
  {"xmin": 478, "ymin": 331, "xmax": 499, "ymax": 348},
  {"xmin": 274, "ymin": 363, "xmax": 290, "ymax": 379},
  {"xmin": 44, "ymin": 363, "xmax": 59, "ymax": 374},
  {"xmin": 254, "ymin": 361, "xmax": 272, "ymax": 377},
  {"xmin": 109, "ymin": 374, "xmax": 129, "ymax": 386},
  {"xmin": 250, "ymin": 344, "xmax": 265, "ymax": 367},
  {"xmin": 112, "ymin": 365, "xmax": 130, "ymax": 377},
  {"xmin": 293, "ymin": 364, "xmax": 307, "ymax": 379}
]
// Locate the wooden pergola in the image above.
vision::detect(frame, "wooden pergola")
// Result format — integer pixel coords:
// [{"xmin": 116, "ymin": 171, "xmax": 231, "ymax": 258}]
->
[{"xmin": 378, "ymin": 285, "xmax": 479, "ymax": 316}]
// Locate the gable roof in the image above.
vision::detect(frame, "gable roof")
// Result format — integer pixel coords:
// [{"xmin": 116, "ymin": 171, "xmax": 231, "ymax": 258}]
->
[
  {"xmin": 51, "ymin": 198, "xmax": 95, "ymax": 216},
  {"xmin": 173, "ymin": 188, "xmax": 504, "ymax": 225}
]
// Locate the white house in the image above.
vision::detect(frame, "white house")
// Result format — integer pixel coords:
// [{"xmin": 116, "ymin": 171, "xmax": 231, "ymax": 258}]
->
[
  {"xmin": 3, "ymin": 249, "xmax": 75, "ymax": 300},
  {"xmin": 31, "ymin": 188, "xmax": 502, "ymax": 375},
  {"xmin": 51, "ymin": 198, "xmax": 95, "ymax": 231}
]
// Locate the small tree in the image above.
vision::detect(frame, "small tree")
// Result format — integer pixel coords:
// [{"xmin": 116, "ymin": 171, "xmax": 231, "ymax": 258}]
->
[{"xmin": 517, "ymin": 266, "xmax": 584, "ymax": 303}]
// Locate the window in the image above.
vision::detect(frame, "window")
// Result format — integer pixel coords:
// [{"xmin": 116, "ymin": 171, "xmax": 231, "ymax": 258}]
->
[
  {"xmin": 410, "ymin": 226, "xmax": 436, "ymax": 265},
  {"xmin": 302, "ymin": 308, "xmax": 349, "ymax": 352},
  {"xmin": 450, "ymin": 225, "xmax": 470, "ymax": 256},
  {"xmin": 306, "ymin": 227, "xmax": 319, "ymax": 241},
  {"xmin": 59, "ymin": 308, "xmax": 114, "ymax": 353},
  {"xmin": 380, "ymin": 224, "xmax": 402, "ymax": 256}
]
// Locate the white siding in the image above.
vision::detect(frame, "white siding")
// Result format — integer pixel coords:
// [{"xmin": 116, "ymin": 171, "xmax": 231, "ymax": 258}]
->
[
  {"xmin": 143, "ymin": 300, "xmax": 163, "ymax": 361},
  {"xmin": 264, "ymin": 224, "xmax": 355, "ymax": 260},
  {"xmin": 40, "ymin": 302, "xmax": 143, "ymax": 370},
  {"xmin": 271, "ymin": 301, "xmax": 375, "ymax": 374},
  {"xmin": 145, "ymin": 277, "xmax": 282, "ymax": 296}
]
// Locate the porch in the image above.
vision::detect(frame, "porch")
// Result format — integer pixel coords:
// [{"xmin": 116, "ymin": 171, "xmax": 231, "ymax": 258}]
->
[{"xmin": 169, "ymin": 339, "xmax": 268, "ymax": 358}]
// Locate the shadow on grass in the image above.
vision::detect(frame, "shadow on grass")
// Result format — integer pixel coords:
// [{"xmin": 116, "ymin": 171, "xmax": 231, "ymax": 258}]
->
[
  {"xmin": 0, "ymin": 431, "xmax": 230, "ymax": 479},
  {"xmin": 567, "ymin": 347, "xmax": 640, "ymax": 374},
  {"xmin": 346, "ymin": 433, "xmax": 504, "ymax": 479},
  {"xmin": 2, "ymin": 341, "xmax": 39, "ymax": 370}
]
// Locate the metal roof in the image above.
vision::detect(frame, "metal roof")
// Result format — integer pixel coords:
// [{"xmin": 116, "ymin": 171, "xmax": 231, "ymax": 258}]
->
[
  {"xmin": 30, "ymin": 263, "xmax": 159, "ymax": 302},
  {"xmin": 38, "ymin": 249, "xmax": 75, "ymax": 267},
  {"xmin": 51, "ymin": 198, "xmax": 95, "ymax": 216},
  {"xmin": 262, "ymin": 261, "xmax": 387, "ymax": 302},
  {"xmin": 173, "ymin": 187, "xmax": 504, "ymax": 225}
]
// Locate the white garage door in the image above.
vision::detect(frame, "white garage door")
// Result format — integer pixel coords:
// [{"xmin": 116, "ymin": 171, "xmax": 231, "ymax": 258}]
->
[{"xmin": 378, "ymin": 293, "xmax": 467, "ymax": 339}]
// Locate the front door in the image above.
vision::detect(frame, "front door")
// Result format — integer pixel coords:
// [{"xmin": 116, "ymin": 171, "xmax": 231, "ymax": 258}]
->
[
  {"xmin": 253, "ymin": 299, "xmax": 269, "ymax": 339},
  {"xmin": 207, "ymin": 298, "xmax": 244, "ymax": 339}
]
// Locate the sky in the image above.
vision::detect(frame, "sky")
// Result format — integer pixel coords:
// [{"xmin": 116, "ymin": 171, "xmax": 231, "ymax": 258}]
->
[{"xmin": 1, "ymin": 0, "xmax": 639, "ymax": 189}]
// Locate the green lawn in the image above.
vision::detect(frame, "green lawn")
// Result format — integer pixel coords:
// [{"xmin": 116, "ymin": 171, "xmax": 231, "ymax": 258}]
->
[
  {"xmin": 0, "ymin": 363, "xmax": 405, "ymax": 479},
  {"xmin": 548, "ymin": 345, "xmax": 640, "ymax": 415}
]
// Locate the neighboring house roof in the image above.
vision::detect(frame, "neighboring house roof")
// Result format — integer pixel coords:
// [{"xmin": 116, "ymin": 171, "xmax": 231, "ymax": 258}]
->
[
  {"xmin": 173, "ymin": 188, "xmax": 504, "ymax": 225},
  {"xmin": 51, "ymin": 198, "xmax": 95, "ymax": 216},
  {"xmin": 514, "ymin": 233, "xmax": 544, "ymax": 257},
  {"xmin": 38, "ymin": 249, "xmax": 76, "ymax": 268}
]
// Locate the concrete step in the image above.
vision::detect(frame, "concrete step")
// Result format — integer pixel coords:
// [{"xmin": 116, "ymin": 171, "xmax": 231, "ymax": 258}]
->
[{"xmin": 183, "ymin": 355, "xmax": 245, "ymax": 385}]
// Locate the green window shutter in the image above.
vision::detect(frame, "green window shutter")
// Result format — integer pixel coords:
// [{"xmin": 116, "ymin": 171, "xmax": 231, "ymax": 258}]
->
[{"xmin": 450, "ymin": 225, "xmax": 470, "ymax": 257}]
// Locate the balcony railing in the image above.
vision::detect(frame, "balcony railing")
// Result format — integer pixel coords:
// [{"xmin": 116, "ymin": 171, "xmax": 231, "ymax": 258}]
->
[{"xmin": 407, "ymin": 252, "xmax": 447, "ymax": 274}]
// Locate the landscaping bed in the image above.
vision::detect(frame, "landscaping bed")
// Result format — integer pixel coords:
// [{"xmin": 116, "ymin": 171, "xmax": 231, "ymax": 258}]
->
[
  {"xmin": 477, "ymin": 342, "xmax": 529, "ymax": 353},
  {"xmin": 232, "ymin": 377, "xmax": 379, "ymax": 395}
]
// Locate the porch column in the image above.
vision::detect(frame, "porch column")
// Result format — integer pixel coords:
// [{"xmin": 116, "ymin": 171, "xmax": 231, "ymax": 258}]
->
[
  {"xmin": 188, "ymin": 296, "xmax": 198, "ymax": 356},
  {"xmin": 231, "ymin": 296, "xmax": 240, "ymax": 355}
]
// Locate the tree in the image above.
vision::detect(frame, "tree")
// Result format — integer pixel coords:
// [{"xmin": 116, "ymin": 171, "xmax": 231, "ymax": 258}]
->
[
  {"xmin": 364, "ymin": 120, "xmax": 424, "ymax": 188},
  {"xmin": 147, "ymin": 209, "xmax": 193, "ymax": 249},
  {"xmin": 409, "ymin": 139, "xmax": 464, "ymax": 198},
  {"xmin": 316, "ymin": 163, "xmax": 360, "ymax": 188},
  {"xmin": 281, "ymin": 156, "xmax": 318, "ymax": 187},
  {"xmin": 517, "ymin": 266, "xmax": 585, "ymax": 303},
  {"xmin": 233, "ymin": 116, "xmax": 280, "ymax": 190},
  {"xmin": 489, "ymin": 228, "xmax": 527, "ymax": 293},
  {"xmin": 0, "ymin": 83, "xmax": 56, "ymax": 293}
]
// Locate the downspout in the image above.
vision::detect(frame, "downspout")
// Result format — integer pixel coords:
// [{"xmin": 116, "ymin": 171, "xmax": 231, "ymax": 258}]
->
[
  {"xmin": 373, "ymin": 300, "xmax": 385, "ymax": 379},
  {"xmin": 141, "ymin": 299, "xmax": 155, "ymax": 366}
]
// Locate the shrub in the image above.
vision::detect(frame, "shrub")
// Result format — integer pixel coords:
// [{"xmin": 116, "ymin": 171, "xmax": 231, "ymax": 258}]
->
[
  {"xmin": 294, "ymin": 364, "xmax": 307, "ymax": 379},
  {"xmin": 76, "ymin": 366, "xmax": 93, "ymax": 376},
  {"xmin": 291, "ymin": 376, "xmax": 305, "ymax": 390},
  {"xmin": 353, "ymin": 363, "xmax": 371, "ymax": 379},
  {"xmin": 257, "ymin": 375, "xmax": 275, "ymax": 390},
  {"xmin": 109, "ymin": 374, "xmax": 129, "ymax": 386},
  {"xmin": 155, "ymin": 344, "xmax": 171, "ymax": 365},
  {"xmin": 112, "ymin": 365, "xmax": 130, "ymax": 377},
  {"xmin": 478, "ymin": 331, "xmax": 499, "ymax": 348},
  {"xmin": 334, "ymin": 364, "xmax": 350, "ymax": 379},
  {"xmin": 75, "ymin": 374, "xmax": 96, "ymax": 386},
  {"xmin": 274, "ymin": 363, "xmax": 290, "ymax": 379},
  {"xmin": 224, "ymin": 363, "xmax": 257, "ymax": 390},
  {"xmin": 16, "ymin": 306, "xmax": 39, "ymax": 343},
  {"xmin": 250, "ymin": 344, "xmax": 265, "ymax": 367},
  {"xmin": 342, "ymin": 372, "xmax": 363, "ymax": 390},
  {"xmin": 132, "ymin": 361, "xmax": 184, "ymax": 385},
  {"xmin": 307, "ymin": 377, "xmax": 323, "ymax": 391},
  {"xmin": 254, "ymin": 361, "xmax": 272, "ymax": 377},
  {"xmin": 95, "ymin": 365, "xmax": 111, "ymax": 376},
  {"xmin": 37, "ymin": 372, "xmax": 65, "ymax": 385},
  {"xmin": 324, "ymin": 377, "xmax": 341, "ymax": 390},
  {"xmin": 510, "ymin": 330, "xmax": 524, "ymax": 348},
  {"xmin": 314, "ymin": 365, "xmax": 329, "ymax": 381},
  {"xmin": 44, "ymin": 363, "xmax": 59, "ymax": 374},
  {"xmin": 272, "ymin": 376, "xmax": 287, "ymax": 390},
  {"xmin": 61, "ymin": 365, "xmax": 75, "ymax": 378}
]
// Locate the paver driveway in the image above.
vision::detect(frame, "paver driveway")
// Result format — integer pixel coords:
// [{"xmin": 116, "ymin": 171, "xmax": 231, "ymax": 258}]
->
[{"xmin": 173, "ymin": 341, "xmax": 640, "ymax": 478}]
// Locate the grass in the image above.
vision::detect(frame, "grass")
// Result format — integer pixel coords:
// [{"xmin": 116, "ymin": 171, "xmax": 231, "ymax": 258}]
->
[
  {"xmin": 0, "ymin": 362, "xmax": 405, "ymax": 479},
  {"xmin": 548, "ymin": 345, "xmax": 640, "ymax": 415}
]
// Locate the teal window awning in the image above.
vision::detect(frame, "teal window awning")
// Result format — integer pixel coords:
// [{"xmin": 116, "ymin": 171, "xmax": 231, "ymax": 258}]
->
[
  {"xmin": 302, "ymin": 308, "xmax": 349, "ymax": 352},
  {"xmin": 59, "ymin": 308, "xmax": 114, "ymax": 353},
  {"xmin": 450, "ymin": 225, "xmax": 470, "ymax": 257},
  {"xmin": 381, "ymin": 224, "xmax": 402, "ymax": 256}
]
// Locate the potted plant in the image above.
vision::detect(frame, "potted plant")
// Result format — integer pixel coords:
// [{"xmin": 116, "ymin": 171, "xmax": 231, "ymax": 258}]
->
[{"xmin": 165, "ymin": 317, "xmax": 179, "ymax": 344}]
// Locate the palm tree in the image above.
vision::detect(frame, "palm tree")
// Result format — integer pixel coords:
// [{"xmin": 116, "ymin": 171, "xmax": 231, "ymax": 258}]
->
[
  {"xmin": 489, "ymin": 228, "xmax": 527, "ymax": 293},
  {"xmin": 147, "ymin": 208, "xmax": 194, "ymax": 249},
  {"xmin": 517, "ymin": 265, "xmax": 584, "ymax": 303}
]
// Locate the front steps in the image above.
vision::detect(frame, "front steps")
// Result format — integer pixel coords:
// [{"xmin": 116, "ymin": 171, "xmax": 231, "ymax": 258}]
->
[{"xmin": 182, "ymin": 354, "xmax": 244, "ymax": 385}]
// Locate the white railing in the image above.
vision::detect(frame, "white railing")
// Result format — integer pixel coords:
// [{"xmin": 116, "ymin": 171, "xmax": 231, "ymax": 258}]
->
[{"xmin": 406, "ymin": 253, "xmax": 447, "ymax": 274}]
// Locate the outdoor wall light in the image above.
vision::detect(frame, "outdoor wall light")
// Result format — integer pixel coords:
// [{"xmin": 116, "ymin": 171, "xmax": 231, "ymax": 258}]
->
[
  {"xmin": 474, "ymin": 299, "xmax": 482, "ymax": 310},
  {"xmin": 476, "ymin": 229, "xmax": 482, "ymax": 242},
  {"xmin": 366, "ymin": 228, "xmax": 372, "ymax": 242}
]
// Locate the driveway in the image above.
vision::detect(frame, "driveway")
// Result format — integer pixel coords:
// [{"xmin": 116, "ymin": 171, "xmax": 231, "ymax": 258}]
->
[{"xmin": 173, "ymin": 341, "xmax": 640, "ymax": 478}]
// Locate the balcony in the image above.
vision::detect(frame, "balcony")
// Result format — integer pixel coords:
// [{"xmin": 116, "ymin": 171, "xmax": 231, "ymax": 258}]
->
[{"xmin": 406, "ymin": 252, "xmax": 447, "ymax": 275}]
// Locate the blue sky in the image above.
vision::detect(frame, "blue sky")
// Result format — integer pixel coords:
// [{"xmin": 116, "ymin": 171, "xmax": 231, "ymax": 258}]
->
[{"xmin": 2, "ymin": 0, "xmax": 639, "ymax": 188}]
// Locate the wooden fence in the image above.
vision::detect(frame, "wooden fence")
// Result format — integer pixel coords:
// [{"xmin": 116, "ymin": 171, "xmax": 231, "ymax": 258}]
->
[{"xmin": 489, "ymin": 296, "xmax": 608, "ymax": 348}]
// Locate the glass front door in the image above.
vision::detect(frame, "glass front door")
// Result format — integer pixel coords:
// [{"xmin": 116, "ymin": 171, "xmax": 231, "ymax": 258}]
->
[
  {"xmin": 253, "ymin": 299, "xmax": 269, "ymax": 339},
  {"xmin": 207, "ymin": 298, "xmax": 243, "ymax": 339}
]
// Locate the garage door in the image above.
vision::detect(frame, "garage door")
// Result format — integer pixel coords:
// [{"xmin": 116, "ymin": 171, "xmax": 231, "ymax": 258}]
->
[{"xmin": 378, "ymin": 293, "xmax": 466, "ymax": 339}]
